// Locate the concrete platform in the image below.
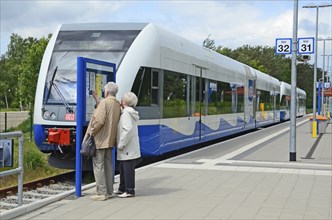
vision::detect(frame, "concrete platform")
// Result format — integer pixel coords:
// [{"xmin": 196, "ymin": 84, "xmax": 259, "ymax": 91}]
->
[{"xmin": 8, "ymin": 117, "xmax": 332, "ymax": 219}]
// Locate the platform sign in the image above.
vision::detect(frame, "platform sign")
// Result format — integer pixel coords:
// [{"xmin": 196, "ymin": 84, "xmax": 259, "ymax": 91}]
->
[
  {"xmin": 76, "ymin": 57, "xmax": 116, "ymax": 197},
  {"xmin": 275, "ymin": 38, "xmax": 292, "ymax": 54},
  {"xmin": 298, "ymin": 37, "xmax": 314, "ymax": 54}
]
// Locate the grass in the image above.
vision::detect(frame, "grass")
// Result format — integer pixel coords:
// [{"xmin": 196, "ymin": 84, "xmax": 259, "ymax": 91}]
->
[
  {"xmin": 0, "ymin": 117, "xmax": 70, "ymax": 190},
  {"xmin": 0, "ymin": 108, "xmax": 21, "ymax": 112}
]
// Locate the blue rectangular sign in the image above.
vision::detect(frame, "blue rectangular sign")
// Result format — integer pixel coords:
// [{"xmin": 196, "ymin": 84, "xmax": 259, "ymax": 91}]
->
[{"xmin": 275, "ymin": 38, "xmax": 292, "ymax": 54}]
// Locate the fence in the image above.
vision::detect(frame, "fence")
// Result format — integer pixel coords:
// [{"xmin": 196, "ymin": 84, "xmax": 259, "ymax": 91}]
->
[
  {"xmin": 0, "ymin": 111, "xmax": 29, "ymax": 132},
  {"xmin": 0, "ymin": 131, "xmax": 24, "ymax": 206}
]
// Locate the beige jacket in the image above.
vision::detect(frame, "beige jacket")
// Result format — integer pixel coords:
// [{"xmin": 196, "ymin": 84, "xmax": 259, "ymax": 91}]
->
[{"xmin": 85, "ymin": 96, "xmax": 121, "ymax": 149}]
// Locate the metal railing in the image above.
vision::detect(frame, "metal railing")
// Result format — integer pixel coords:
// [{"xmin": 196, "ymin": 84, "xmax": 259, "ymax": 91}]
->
[{"xmin": 0, "ymin": 131, "xmax": 24, "ymax": 206}]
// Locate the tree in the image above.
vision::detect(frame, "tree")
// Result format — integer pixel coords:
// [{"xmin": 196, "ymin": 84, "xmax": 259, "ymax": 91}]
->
[
  {"xmin": 0, "ymin": 55, "xmax": 10, "ymax": 108},
  {"xmin": 18, "ymin": 36, "xmax": 50, "ymax": 110},
  {"xmin": 3, "ymin": 34, "xmax": 37, "ymax": 109},
  {"xmin": 0, "ymin": 33, "xmax": 50, "ymax": 110}
]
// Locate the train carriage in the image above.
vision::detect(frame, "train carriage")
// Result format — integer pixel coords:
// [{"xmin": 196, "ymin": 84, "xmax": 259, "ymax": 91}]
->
[{"xmin": 33, "ymin": 23, "xmax": 305, "ymax": 169}]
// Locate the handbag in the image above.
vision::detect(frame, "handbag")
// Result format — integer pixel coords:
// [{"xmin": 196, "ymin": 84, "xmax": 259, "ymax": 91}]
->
[{"xmin": 80, "ymin": 135, "xmax": 96, "ymax": 157}]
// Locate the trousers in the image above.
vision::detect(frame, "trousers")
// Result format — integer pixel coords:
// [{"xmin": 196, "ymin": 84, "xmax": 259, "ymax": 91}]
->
[
  {"xmin": 92, "ymin": 148, "xmax": 113, "ymax": 196},
  {"xmin": 118, "ymin": 159, "xmax": 138, "ymax": 195}
]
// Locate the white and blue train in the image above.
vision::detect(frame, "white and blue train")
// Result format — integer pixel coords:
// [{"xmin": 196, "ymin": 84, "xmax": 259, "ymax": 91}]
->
[
  {"xmin": 279, "ymin": 81, "xmax": 306, "ymax": 121},
  {"xmin": 33, "ymin": 23, "xmax": 306, "ymax": 169}
]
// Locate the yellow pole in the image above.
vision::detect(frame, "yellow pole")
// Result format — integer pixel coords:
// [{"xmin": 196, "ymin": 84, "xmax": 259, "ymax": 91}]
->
[{"xmin": 312, "ymin": 121, "xmax": 317, "ymax": 138}]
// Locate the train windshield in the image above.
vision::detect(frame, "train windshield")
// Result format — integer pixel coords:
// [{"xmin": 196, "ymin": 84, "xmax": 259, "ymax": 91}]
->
[{"xmin": 44, "ymin": 30, "xmax": 140, "ymax": 104}]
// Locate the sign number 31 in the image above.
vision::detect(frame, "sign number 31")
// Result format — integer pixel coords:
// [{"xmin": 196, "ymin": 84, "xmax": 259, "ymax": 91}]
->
[{"xmin": 298, "ymin": 37, "xmax": 314, "ymax": 54}]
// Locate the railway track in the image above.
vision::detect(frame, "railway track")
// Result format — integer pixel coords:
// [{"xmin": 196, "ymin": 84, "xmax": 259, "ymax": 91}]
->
[{"xmin": 0, "ymin": 172, "xmax": 77, "ymax": 212}]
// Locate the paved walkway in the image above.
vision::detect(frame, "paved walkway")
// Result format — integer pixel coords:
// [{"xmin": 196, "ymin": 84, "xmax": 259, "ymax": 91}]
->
[{"xmin": 9, "ymin": 117, "xmax": 332, "ymax": 219}]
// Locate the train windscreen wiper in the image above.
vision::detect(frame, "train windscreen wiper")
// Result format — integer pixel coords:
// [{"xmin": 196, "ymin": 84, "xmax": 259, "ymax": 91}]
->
[{"xmin": 45, "ymin": 66, "xmax": 74, "ymax": 113}]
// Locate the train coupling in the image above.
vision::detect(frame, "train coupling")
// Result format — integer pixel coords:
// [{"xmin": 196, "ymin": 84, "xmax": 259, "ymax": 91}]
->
[{"xmin": 45, "ymin": 128, "xmax": 76, "ymax": 146}]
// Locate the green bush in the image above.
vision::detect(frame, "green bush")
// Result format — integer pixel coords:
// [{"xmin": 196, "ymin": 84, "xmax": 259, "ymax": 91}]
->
[{"xmin": 24, "ymin": 148, "xmax": 47, "ymax": 170}]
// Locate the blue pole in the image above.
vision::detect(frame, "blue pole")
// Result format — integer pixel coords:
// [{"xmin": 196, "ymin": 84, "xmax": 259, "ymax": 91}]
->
[{"xmin": 75, "ymin": 57, "xmax": 85, "ymax": 197}]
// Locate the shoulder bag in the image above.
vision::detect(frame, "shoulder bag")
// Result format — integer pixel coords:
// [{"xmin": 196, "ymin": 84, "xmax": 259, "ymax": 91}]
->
[{"xmin": 80, "ymin": 135, "xmax": 96, "ymax": 157}]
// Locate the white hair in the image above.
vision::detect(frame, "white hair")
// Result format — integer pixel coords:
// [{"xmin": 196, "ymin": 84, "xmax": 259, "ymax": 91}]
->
[
  {"xmin": 104, "ymin": 82, "xmax": 118, "ymax": 96},
  {"xmin": 122, "ymin": 92, "xmax": 138, "ymax": 107}
]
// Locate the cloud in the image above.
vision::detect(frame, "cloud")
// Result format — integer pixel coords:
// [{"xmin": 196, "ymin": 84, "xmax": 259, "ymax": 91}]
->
[
  {"xmin": 1, "ymin": 0, "xmax": 331, "ymax": 69},
  {"xmin": 1, "ymin": 1, "xmax": 128, "ymax": 38},
  {"xmin": 155, "ymin": 1, "xmax": 289, "ymax": 48}
]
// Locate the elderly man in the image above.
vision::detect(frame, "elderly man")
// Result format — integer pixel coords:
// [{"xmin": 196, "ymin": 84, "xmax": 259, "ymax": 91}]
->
[{"xmin": 85, "ymin": 82, "xmax": 121, "ymax": 201}]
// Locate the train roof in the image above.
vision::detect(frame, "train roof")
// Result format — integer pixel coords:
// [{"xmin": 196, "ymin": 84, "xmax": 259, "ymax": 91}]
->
[
  {"xmin": 60, "ymin": 22, "xmax": 148, "ymax": 31},
  {"xmin": 280, "ymin": 81, "xmax": 306, "ymax": 98},
  {"xmin": 58, "ymin": 22, "xmax": 285, "ymax": 92}
]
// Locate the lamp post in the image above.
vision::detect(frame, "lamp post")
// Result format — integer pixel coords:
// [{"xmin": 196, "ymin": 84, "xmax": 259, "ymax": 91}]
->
[
  {"xmin": 289, "ymin": 0, "xmax": 298, "ymax": 161},
  {"xmin": 325, "ymin": 56, "xmax": 332, "ymax": 116},
  {"xmin": 303, "ymin": 2, "xmax": 332, "ymax": 138},
  {"xmin": 323, "ymin": 55, "xmax": 332, "ymax": 81}
]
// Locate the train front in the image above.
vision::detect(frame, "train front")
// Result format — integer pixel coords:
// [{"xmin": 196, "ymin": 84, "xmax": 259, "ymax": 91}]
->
[{"xmin": 33, "ymin": 23, "xmax": 147, "ymax": 169}]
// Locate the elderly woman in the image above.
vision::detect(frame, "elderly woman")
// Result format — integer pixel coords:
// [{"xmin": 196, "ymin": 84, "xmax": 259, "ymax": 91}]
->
[
  {"xmin": 115, "ymin": 92, "xmax": 141, "ymax": 198},
  {"xmin": 85, "ymin": 82, "xmax": 121, "ymax": 201}
]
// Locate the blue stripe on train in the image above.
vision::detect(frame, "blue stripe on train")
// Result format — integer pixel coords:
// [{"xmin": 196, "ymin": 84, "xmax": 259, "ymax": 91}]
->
[
  {"xmin": 35, "ymin": 116, "xmax": 257, "ymax": 156},
  {"xmin": 139, "ymin": 116, "xmax": 256, "ymax": 156},
  {"xmin": 34, "ymin": 124, "xmax": 52, "ymax": 151}
]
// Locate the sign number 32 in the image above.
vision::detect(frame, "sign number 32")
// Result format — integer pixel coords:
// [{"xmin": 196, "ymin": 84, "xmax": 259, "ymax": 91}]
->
[{"xmin": 275, "ymin": 38, "xmax": 292, "ymax": 54}]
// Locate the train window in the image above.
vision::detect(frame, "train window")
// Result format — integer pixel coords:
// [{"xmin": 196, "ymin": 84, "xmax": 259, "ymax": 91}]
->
[
  {"xmin": 44, "ymin": 30, "xmax": 141, "ymax": 104},
  {"xmin": 237, "ymin": 86, "xmax": 244, "ymax": 113},
  {"xmin": 152, "ymin": 71, "xmax": 159, "ymax": 87},
  {"xmin": 131, "ymin": 67, "xmax": 161, "ymax": 119},
  {"xmin": 152, "ymin": 70, "xmax": 159, "ymax": 105},
  {"xmin": 132, "ymin": 67, "xmax": 152, "ymax": 106},
  {"xmin": 207, "ymin": 81, "xmax": 218, "ymax": 115},
  {"xmin": 280, "ymin": 95, "xmax": 290, "ymax": 110},
  {"xmin": 257, "ymin": 90, "xmax": 273, "ymax": 111},
  {"xmin": 210, "ymin": 81, "xmax": 233, "ymax": 114},
  {"xmin": 276, "ymin": 93, "xmax": 280, "ymax": 110},
  {"xmin": 54, "ymin": 30, "xmax": 140, "ymax": 51},
  {"xmin": 220, "ymin": 82, "xmax": 234, "ymax": 113},
  {"xmin": 131, "ymin": 67, "xmax": 160, "ymax": 106},
  {"xmin": 194, "ymin": 77, "xmax": 206, "ymax": 116},
  {"xmin": 163, "ymin": 70, "xmax": 187, "ymax": 118}
]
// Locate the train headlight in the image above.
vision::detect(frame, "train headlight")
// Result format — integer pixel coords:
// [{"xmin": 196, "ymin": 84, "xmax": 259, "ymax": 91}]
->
[
  {"xmin": 50, "ymin": 112, "xmax": 57, "ymax": 120},
  {"xmin": 43, "ymin": 111, "xmax": 50, "ymax": 119}
]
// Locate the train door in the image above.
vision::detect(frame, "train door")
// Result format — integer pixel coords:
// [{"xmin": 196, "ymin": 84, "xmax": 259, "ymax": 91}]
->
[
  {"xmin": 273, "ymin": 89, "xmax": 278, "ymax": 122},
  {"xmin": 192, "ymin": 66, "xmax": 206, "ymax": 142},
  {"xmin": 244, "ymin": 67, "xmax": 256, "ymax": 128}
]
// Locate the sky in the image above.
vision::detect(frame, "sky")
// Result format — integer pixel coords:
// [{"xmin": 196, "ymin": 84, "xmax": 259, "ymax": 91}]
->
[{"xmin": 1, "ymin": 0, "xmax": 332, "ymax": 74}]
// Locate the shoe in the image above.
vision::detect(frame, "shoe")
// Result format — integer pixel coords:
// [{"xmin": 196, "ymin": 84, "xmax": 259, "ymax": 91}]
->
[
  {"xmin": 90, "ymin": 194, "xmax": 108, "ymax": 201},
  {"xmin": 113, "ymin": 190, "xmax": 124, "ymax": 194},
  {"xmin": 118, "ymin": 192, "xmax": 134, "ymax": 198}
]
